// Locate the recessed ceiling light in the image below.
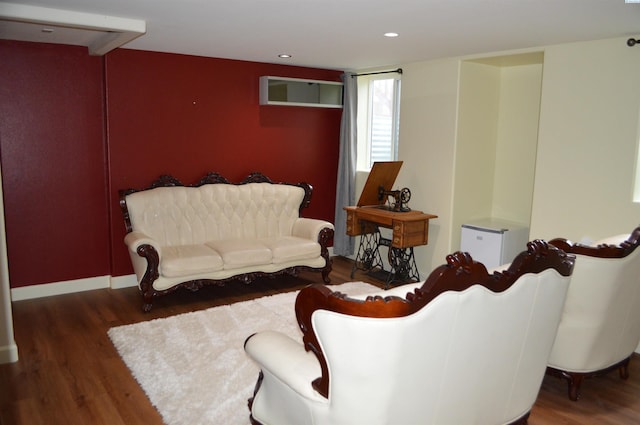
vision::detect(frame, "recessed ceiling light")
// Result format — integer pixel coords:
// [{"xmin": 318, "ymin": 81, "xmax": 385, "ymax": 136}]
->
[
  {"xmin": 384, "ymin": 32, "xmax": 399, "ymax": 38},
  {"xmin": 278, "ymin": 54, "xmax": 292, "ymax": 58},
  {"xmin": 41, "ymin": 28, "xmax": 54, "ymax": 33}
]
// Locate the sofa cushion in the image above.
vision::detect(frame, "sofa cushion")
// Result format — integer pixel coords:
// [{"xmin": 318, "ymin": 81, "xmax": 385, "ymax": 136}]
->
[
  {"xmin": 206, "ymin": 239, "xmax": 272, "ymax": 270},
  {"xmin": 261, "ymin": 237, "xmax": 321, "ymax": 264},
  {"xmin": 161, "ymin": 244, "xmax": 224, "ymax": 278}
]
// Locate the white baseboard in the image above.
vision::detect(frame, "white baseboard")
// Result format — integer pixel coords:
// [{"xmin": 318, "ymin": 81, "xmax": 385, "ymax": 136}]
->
[
  {"xmin": 10, "ymin": 274, "xmax": 141, "ymax": 301},
  {"xmin": 11, "ymin": 275, "xmax": 111, "ymax": 301},
  {"xmin": 110, "ymin": 274, "xmax": 138, "ymax": 289},
  {"xmin": 0, "ymin": 342, "xmax": 18, "ymax": 364}
]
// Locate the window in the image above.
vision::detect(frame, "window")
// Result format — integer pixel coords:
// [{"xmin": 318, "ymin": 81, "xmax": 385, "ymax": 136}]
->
[{"xmin": 356, "ymin": 75, "xmax": 401, "ymax": 170}]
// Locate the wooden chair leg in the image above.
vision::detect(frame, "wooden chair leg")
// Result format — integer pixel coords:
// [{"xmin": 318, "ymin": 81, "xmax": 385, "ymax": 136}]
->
[
  {"xmin": 567, "ymin": 374, "xmax": 584, "ymax": 401},
  {"xmin": 548, "ymin": 356, "xmax": 634, "ymax": 401},
  {"xmin": 619, "ymin": 357, "xmax": 631, "ymax": 380}
]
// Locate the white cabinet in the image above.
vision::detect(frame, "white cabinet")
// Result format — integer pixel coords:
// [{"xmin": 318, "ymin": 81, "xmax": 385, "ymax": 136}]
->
[
  {"xmin": 259, "ymin": 76, "xmax": 343, "ymax": 108},
  {"xmin": 460, "ymin": 219, "xmax": 529, "ymax": 269}
]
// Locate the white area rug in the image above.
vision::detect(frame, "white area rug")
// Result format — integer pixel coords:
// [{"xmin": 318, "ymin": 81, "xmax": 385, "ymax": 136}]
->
[{"xmin": 108, "ymin": 281, "xmax": 377, "ymax": 425}]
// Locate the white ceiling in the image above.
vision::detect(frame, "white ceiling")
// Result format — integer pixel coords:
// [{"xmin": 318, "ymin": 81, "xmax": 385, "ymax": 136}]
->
[{"xmin": 1, "ymin": 0, "xmax": 640, "ymax": 71}]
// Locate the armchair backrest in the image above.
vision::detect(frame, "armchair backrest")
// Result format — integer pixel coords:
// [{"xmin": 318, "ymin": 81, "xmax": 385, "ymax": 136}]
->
[
  {"xmin": 547, "ymin": 227, "xmax": 640, "ymax": 372},
  {"xmin": 296, "ymin": 241, "xmax": 574, "ymax": 425}
]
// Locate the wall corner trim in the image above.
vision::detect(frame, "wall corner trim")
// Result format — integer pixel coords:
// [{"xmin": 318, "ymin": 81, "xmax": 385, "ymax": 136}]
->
[{"xmin": 0, "ymin": 343, "xmax": 18, "ymax": 364}]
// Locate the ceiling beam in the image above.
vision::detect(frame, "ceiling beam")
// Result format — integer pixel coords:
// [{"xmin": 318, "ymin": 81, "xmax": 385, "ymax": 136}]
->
[{"xmin": 0, "ymin": 2, "xmax": 146, "ymax": 55}]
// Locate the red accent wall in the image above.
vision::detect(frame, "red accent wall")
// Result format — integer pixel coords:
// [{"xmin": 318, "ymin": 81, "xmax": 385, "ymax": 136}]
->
[
  {"xmin": 0, "ymin": 41, "xmax": 109, "ymax": 288},
  {"xmin": 0, "ymin": 41, "xmax": 342, "ymax": 288},
  {"xmin": 106, "ymin": 50, "xmax": 342, "ymax": 277}
]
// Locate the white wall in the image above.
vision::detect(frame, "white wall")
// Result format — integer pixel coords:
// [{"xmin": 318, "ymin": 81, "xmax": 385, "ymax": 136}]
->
[
  {"xmin": 389, "ymin": 36, "xmax": 640, "ymax": 276},
  {"xmin": 492, "ymin": 63, "xmax": 542, "ymax": 224},
  {"xmin": 394, "ymin": 59, "xmax": 461, "ymax": 276},
  {"xmin": 453, "ymin": 61, "xmax": 500, "ymax": 235},
  {"xmin": 531, "ymin": 37, "xmax": 640, "ymax": 242}
]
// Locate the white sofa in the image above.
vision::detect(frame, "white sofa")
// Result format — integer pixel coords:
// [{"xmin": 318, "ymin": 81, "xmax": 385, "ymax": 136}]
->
[
  {"xmin": 245, "ymin": 241, "xmax": 575, "ymax": 425},
  {"xmin": 119, "ymin": 172, "xmax": 334, "ymax": 312},
  {"xmin": 546, "ymin": 226, "xmax": 640, "ymax": 400}
]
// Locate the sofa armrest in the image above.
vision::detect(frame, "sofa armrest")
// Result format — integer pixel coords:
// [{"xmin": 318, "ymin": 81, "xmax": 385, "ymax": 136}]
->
[
  {"xmin": 292, "ymin": 218, "xmax": 334, "ymax": 241},
  {"xmin": 124, "ymin": 231, "xmax": 162, "ymax": 258},
  {"xmin": 245, "ymin": 330, "xmax": 326, "ymax": 402}
]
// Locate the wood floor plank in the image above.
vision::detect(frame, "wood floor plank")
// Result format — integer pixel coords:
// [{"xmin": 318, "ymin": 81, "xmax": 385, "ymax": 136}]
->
[{"xmin": 1, "ymin": 256, "xmax": 639, "ymax": 424}]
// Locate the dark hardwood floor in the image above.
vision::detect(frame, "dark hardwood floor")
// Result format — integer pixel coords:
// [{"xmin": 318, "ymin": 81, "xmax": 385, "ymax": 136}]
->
[{"xmin": 1, "ymin": 256, "xmax": 640, "ymax": 424}]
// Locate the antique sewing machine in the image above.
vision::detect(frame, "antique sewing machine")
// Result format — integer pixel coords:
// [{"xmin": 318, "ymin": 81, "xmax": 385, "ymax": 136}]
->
[
  {"xmin": 344, "ymin": 161, "xmax": 437, "ymax": 286},
  {"xmin": 377, "ymin": 186, "xmax": 412, "ymax": 212}
]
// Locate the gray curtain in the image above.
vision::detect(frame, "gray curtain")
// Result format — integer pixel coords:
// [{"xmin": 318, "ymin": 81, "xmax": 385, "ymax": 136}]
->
[{"xmin": 333, "ymin": 72, "xmax": 357, "ymax": 256}]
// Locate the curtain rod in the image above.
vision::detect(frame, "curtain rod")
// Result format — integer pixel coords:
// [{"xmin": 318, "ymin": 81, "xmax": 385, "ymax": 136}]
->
[{"xmin": 351, "ymin": 68, "xmax": 403, "ymax": 77}]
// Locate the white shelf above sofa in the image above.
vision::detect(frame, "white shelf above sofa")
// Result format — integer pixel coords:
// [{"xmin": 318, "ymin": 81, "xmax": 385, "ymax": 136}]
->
[{"xmin": 259, "ymin": 76, "xmax": 343, "ymax": 108}]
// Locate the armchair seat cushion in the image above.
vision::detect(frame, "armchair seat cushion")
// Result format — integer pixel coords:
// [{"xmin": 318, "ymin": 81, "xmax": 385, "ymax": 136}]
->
[{"xmin": 161, "ymin": 244, "xmax": 224, "ymax": 278}]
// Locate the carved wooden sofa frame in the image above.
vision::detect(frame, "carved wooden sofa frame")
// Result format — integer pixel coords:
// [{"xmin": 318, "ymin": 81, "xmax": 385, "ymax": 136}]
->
[{"xmin": 119, "ymin": 172, "xmax": 334, "ymax": 312}]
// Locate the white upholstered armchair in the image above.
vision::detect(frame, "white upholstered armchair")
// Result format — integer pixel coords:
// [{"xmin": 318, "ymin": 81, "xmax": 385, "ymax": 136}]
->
[
  {"xmin": 546, "ymin": 226, "xmax": 640, "ymax": 401},
  {"xmin": 244, "ymin": 241, "xmax": 575, "ymax": 425}
]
